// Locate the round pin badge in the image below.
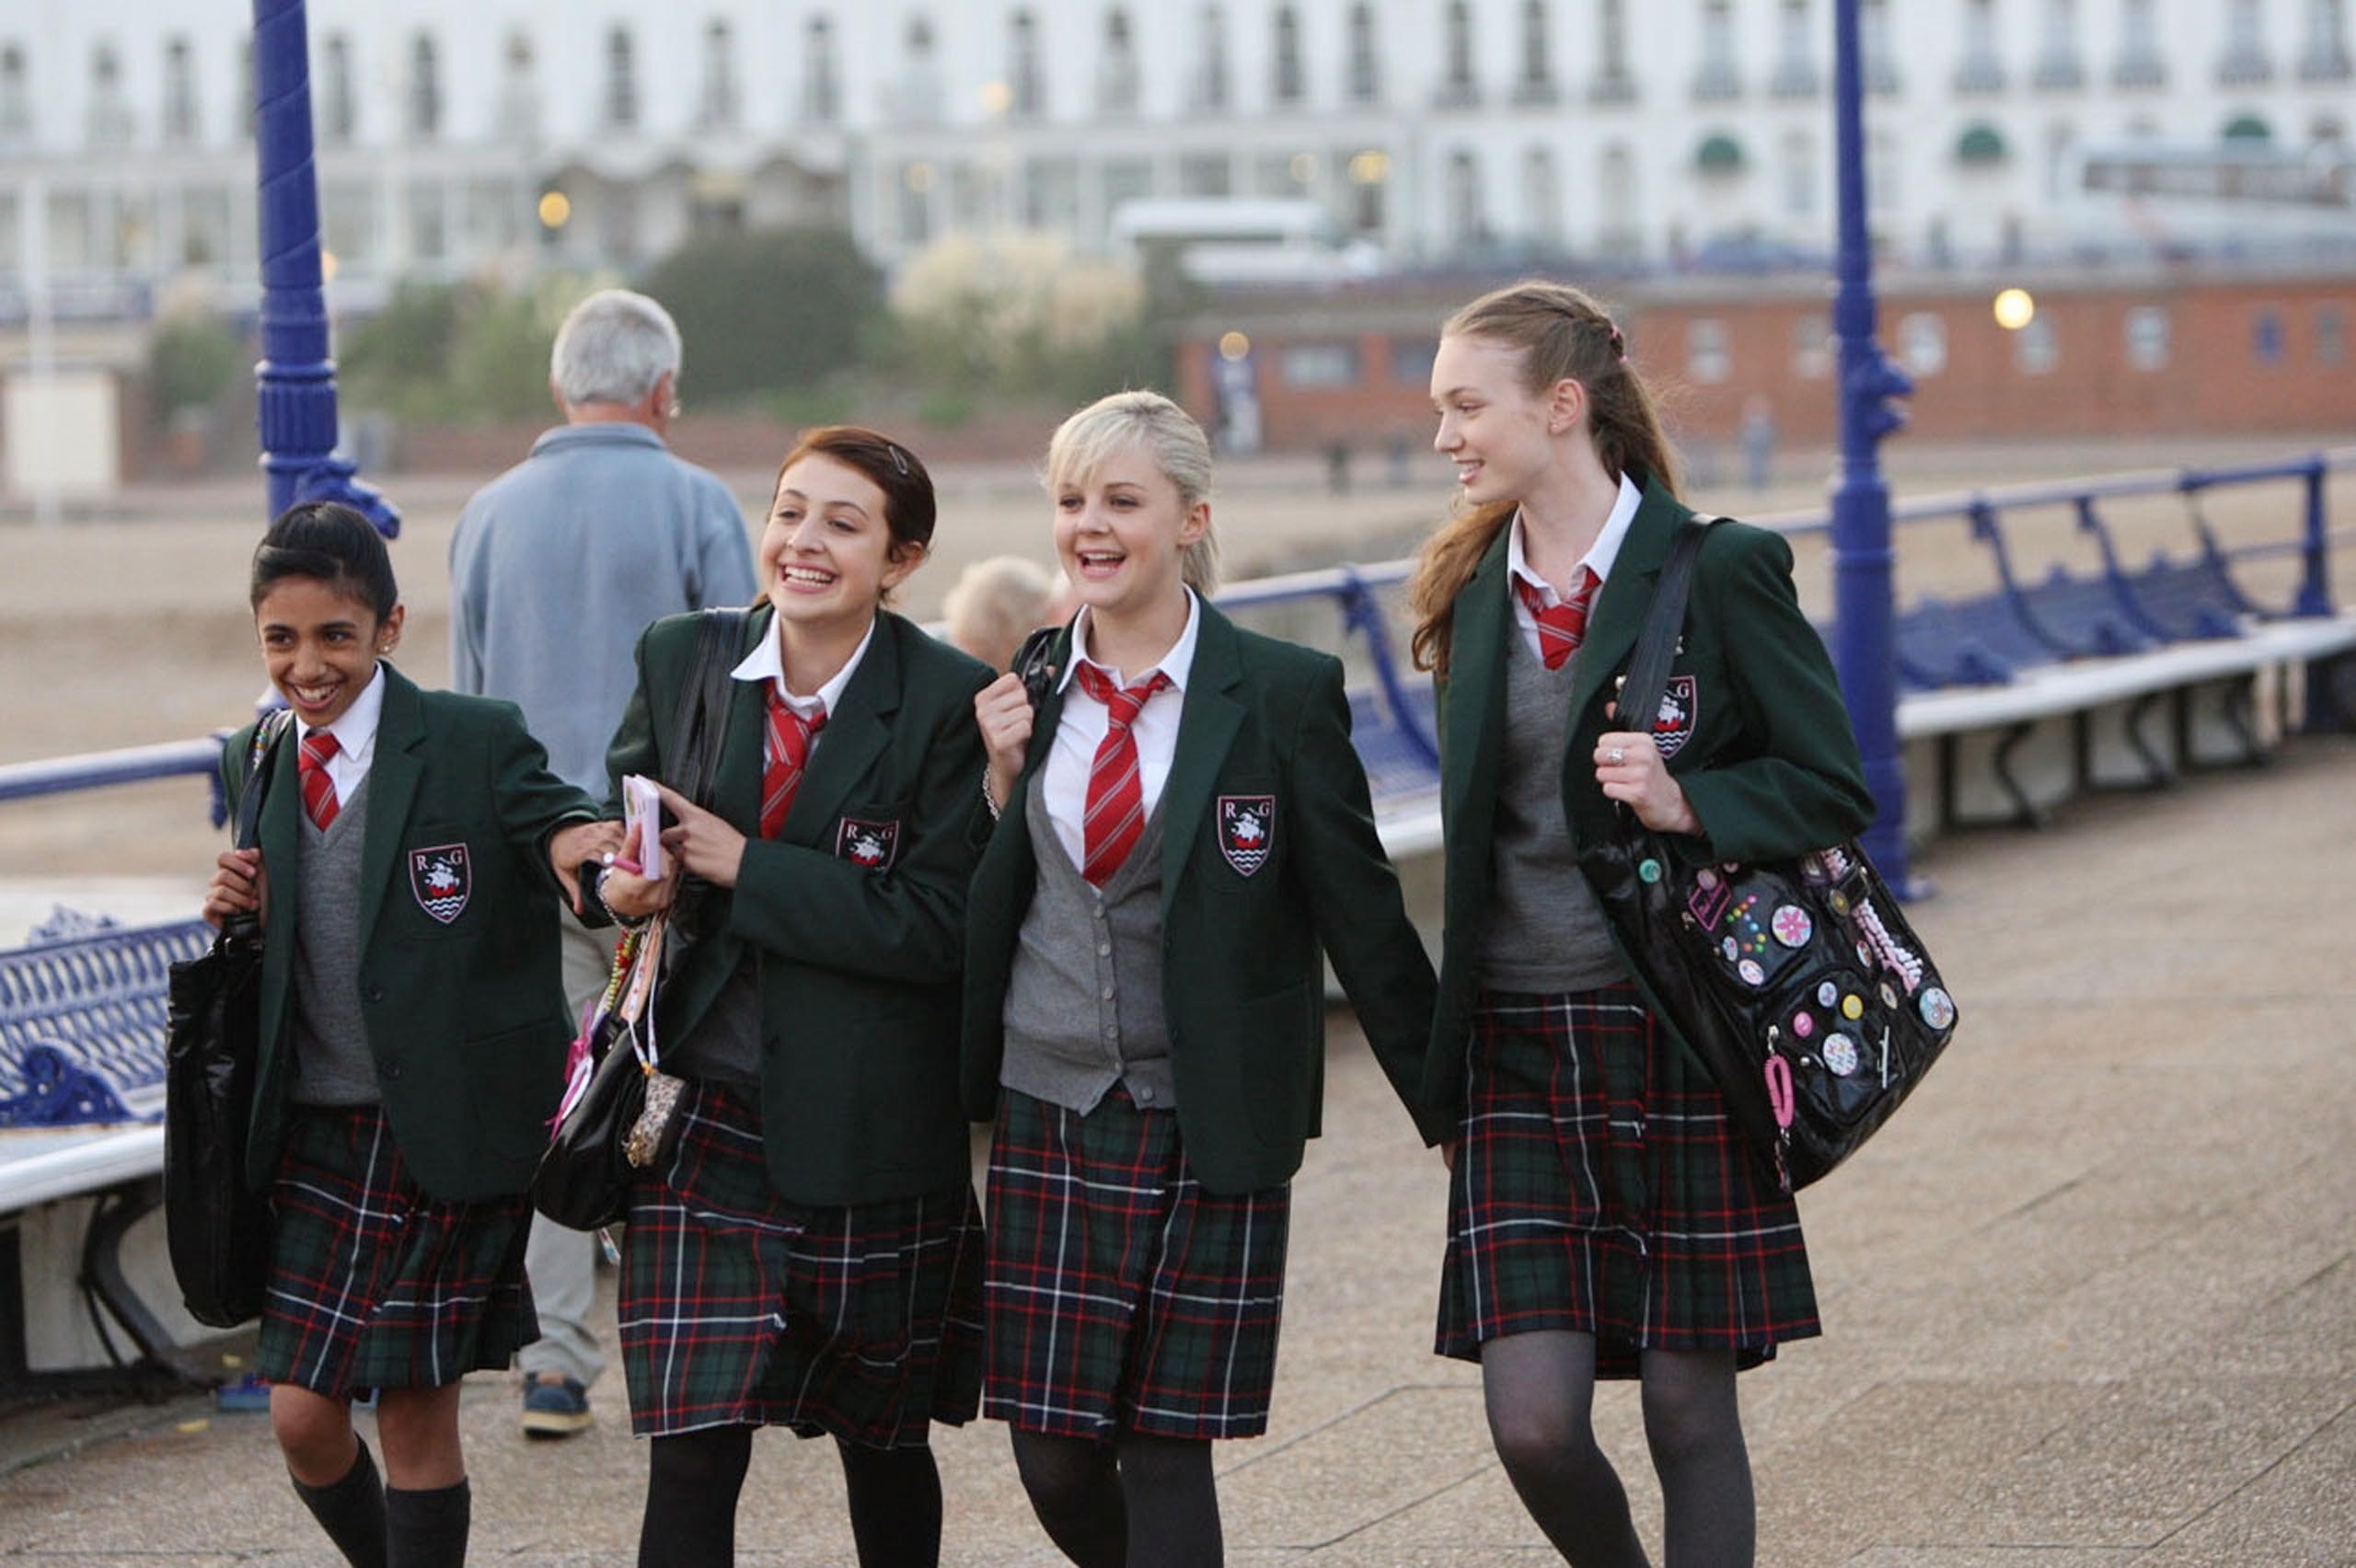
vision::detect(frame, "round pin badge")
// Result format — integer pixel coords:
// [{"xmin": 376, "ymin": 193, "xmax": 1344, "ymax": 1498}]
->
[
  {"xmin": 1829, "ymin": 889, "xmax": 1852, "ymax": 917},
  {"xmin": 1696, "ymin": 868, "xmax": 1719, "ymax": 891},
  {"xmin": 1722, "ymin": 937, "xmax": 1740, "ymax": 963},
  {"xmin": 1771, "ymin": 905, "xmax": 1813, "ymax": 948},
  {"xmin": 1817, "ymin": 979, "xmax": 1839, "ymax": 1009},
  {"xmin": 1791, "ymin": 1010, "xmax": 1816, "ymax": 1039},
  {"xmin": 1823, "ymin": 1034, "xmax": 1860, "ymax": 1076},
  {"xmin": 1918, "ymin": 986, "xmax": 1957, "ymax": 1030},
  {"xmin": 1638, "ymin": 858, "xmax": 1662, "ymax": 884},
  {"xmin": 1878, "ymin": 981, "xmax": 1900, "ymax": 1009},
  {"xmin": 1738, "ymin": 959, "xmax": 1765, "ymax": 986},
  {"xmin": 1841, "ymin": 994, "xmax": 1865, "ymax": 1020}
]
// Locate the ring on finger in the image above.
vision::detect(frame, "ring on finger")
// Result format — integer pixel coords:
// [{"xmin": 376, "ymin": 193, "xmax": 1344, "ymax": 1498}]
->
[{"xmin": 1608, "ymin": 746, "xmax": 1626, "ymax": 765}]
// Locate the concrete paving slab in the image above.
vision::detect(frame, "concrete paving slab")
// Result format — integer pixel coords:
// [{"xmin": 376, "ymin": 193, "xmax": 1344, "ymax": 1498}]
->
[{"xmin": 2132, "ymin": 1399, "xmax": 2356, "ymax": 1566}]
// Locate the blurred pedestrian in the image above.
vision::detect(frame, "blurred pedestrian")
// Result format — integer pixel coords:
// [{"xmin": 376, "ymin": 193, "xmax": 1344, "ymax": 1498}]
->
[
  {"xmin": 1739, "ymin": 394, "xmax": 1779, "ymax": 492},
  {"xmin": 942, "ymin": 555, "xmax": 1057, "ymax": 673},
  {"xmin": 447, "ymin": 287, "xmax": 756, "ymax": 1441}
]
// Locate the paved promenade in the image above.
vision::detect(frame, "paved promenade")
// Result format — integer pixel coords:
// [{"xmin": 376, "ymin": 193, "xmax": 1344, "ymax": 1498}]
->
[{"xmin": 3, "ymin": 737, "xmax": 2351, "ymax": 1565}]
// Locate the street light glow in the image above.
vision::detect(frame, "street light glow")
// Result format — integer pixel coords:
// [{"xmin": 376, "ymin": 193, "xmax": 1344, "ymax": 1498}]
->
[
  {"xmin": 1347, "ymin": 150, "xmax": 1390, "ymax": 185},
  {"xmin": 1218, "ymin": 331, "xmax": 1251, "ymax": 361},
  {"xmin": 537, "ymin": 190, "xmax": 572, "ymax": 229},
  {"xmin": 1992, "ymin": 287, "xmax": 2036, "ymax": 330}
]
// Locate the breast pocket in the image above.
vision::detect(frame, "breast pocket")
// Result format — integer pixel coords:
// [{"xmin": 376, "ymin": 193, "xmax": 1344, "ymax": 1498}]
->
[{"xmin": 831, "ymin": 798, "xmax": 911, "ymax": 873}]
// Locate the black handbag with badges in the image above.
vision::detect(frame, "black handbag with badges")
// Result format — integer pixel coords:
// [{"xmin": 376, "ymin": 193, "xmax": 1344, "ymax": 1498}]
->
[
  {"xmin": 532, "ymin": 609, "xmax": 743, "ymax": 1229},
  {"xmin": 1577, "ymin": 518, "xmax": 1959, "ymax": 1193},
  {"xmin": 163, "ymin": 709, "xmax": 292, "ymax": 1328}
]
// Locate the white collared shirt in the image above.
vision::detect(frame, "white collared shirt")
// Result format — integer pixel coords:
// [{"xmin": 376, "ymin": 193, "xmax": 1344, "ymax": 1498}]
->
[
  {"xmin": 1041, "ymin": 592, "xmax": 1203, "ymax": 870},
  {"xmin": 297, "ymin": 662, "xmax": 387, "ymax": 809},
  {"xmin": 729, "ymin": 615, "xmax": 877, "ymax": 739},
  {"xmin": 1505, "ymin": 471, "xmax": 1645, "ymax": 662}
]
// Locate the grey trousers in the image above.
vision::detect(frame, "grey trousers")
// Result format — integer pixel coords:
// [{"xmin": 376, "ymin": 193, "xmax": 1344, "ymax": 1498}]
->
[{"xmin": 518, "ymin": 915, "xmax": 615, "ymax": 1388}]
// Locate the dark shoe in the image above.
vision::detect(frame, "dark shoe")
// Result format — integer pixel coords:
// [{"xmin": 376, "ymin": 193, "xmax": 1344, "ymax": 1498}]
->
[{"xmin": 520, "ymin": 1373, "xmax": 593, "ymax": 1439}]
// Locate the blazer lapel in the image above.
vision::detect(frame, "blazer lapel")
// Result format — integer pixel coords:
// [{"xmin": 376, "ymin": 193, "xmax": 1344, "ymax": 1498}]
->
[
  {"xmin": 783, "ymin": 612, "xmax": 905, "ymax": 843},
  {"xmin": 710, "ymin": 611, "xmax": 768, "ymax": 834},
  {"xmin": 1159, "ymin": 603, "xmax": 1247, "ymax": 921},
  {"xmin": 356, "ymin": 666, "xmax": 425, "ymax": 955},
  {"xmin": 1442, "ymin": 529, "xmax": 1512, "ymax": 847},
  {"xmin": 1567, "ymin": 479, "xmax": 1682, "ymax": 726}
]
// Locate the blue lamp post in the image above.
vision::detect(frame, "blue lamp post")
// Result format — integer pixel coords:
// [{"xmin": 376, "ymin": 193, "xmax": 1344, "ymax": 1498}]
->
[
  {"xmin": 1827, "ymin": 0, "xmax": 1916, "ymax": 891},
  {"xmin": 251, "ymin": 0, "xmax": 398, "ymax": 535}
]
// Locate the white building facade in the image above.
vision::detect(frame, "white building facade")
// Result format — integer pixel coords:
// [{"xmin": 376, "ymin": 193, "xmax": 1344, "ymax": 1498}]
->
[{"xmin": 0, "ymin": 0, "xmax": 2349, "ymax": 313}]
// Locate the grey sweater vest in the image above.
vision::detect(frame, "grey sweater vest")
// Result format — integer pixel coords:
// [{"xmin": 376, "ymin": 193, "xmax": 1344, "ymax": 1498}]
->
[
  {"xmin": 999, "ymin": 767, "xmax": 1176, "ymax": 1113},
  {"xmin": 1477, "ymin": 628, "xmax": 1629, "ymax": 994},
  {"xmin": 290, "ymin": 775, "xmax": 382, "ymax": 1106}
]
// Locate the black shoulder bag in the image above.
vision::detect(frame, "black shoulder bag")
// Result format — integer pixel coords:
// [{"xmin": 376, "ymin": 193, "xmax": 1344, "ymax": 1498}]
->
[
  {"xmin": 163, "ymin": 710, "xmax": 293, "ymax": 1329},
  {"xmin": 532, "ymin": 609, "xmax": 745, "ymax": 1231},
  {"xmin": 1577, "ymin": 519, "xmax": 1960, "ymax": 1193}
]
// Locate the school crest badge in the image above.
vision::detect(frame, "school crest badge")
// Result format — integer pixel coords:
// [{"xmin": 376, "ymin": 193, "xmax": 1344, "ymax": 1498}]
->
[
  {"xmin": 1218, "ymin": 795, "xmax": 1275, "ymax": 877},
  {"xmin": 408, "ymin": 844, "xmax": 470, "ymax": 925},
  {"xmin": 1652, "ymin": 675, "xmax": 1699, "ymax": 759},
  {"xmin": 834, "ymin": 817, "xmax": 901, "ymax": 872}
]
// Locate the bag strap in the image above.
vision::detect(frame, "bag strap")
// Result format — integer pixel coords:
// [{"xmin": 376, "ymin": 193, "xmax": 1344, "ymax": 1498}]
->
[
  {"xmin": 1616, "ymin": 514, "xmax": 1720, "ymax": 737},
  {"xmin": 232, "ymin": 709, "xmax": 294, "ymax": 852},
  {"xmin": 669, "ymin": 608, "xmax": 748, "ymax": 811}
]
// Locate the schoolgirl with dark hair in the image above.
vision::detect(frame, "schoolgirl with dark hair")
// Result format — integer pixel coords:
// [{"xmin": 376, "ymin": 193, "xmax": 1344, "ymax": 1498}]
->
[
  {"xmin": 592, "ymin": 427, "xmax": 994, "ymax": 1568},
  {"xmin": 203, "ymin": 501, "xmax": 615, "ymax": 1568},
  {"xmin": 965, "ymin": 391, "xmax": 1444, "ymax": 1568},
  {"xmin": 1408, "ymin": 281, "xmax": 1875, "ymax": 1565}
]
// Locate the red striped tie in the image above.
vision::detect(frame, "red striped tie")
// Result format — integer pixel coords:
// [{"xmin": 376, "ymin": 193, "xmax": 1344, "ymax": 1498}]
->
[
  {"xmin": 760, "ymin": 688, "xmax": 826, "ymax": 839},
  {"xmin": 1074, "ymin": 663, "xmax": 1172, "ymax": 887},
  {"xmin": 298, "ymin": 730, "xmax": 341, "ymax": 831},
  {"xmin": 1514, "ymin": 566, "xmax": 1602, "ymax": 670}
]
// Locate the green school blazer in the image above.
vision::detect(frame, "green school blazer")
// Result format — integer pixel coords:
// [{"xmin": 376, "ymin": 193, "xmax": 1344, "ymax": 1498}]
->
[
  {"xmin": 599, "ymin": 607, "xmax": 994, "ymax": 1208},
  {"xmin": 223, "ymin": 664, "xmax": 598, "ymax": 1203},
  {"xmin": 1421, "ymin": 479, "xmax": 1877, "ymax": 1116},
  {"xmin": 962, "ymin": 600, "xmax": 1448, "ymax": 1196}
]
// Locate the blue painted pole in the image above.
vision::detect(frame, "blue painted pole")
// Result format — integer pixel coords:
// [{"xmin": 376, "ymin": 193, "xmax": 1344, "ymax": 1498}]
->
[
  {"xmin": 251, "ymin": 0, "xmax": 398, "ymax": 535},
  {"xmin": 1827, "ymin": 0, "xmax": 1915, "ymax": 891}
]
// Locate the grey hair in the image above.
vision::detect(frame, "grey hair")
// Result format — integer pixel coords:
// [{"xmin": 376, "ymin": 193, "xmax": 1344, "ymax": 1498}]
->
[
  {"xmin": 1044, "ymin": 389, "xmax": 1221, "ymax": 595},
  {"xmin": 549, "ymin": 289, "xmax": 683, "ymax": 408}
]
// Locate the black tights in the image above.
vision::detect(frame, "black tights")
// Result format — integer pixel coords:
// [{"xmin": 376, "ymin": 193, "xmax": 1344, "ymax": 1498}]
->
[
  {"xmin": 1481, "ymin": 1331, "xmax": 1755, "ymax": 1568},
  {"xmin": 1009, "ymin": 1429, "xmax": 1223, "ymax": 1568},
  {"xmin": 639, "ymin": 1425, "xmax": 944, "ymax": 1568}
]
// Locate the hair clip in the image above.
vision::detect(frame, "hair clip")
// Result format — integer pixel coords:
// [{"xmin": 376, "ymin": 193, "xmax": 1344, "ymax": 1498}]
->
[{"xmin": 887, "ymin": 444, "xmax": 910, "ymax": 476}]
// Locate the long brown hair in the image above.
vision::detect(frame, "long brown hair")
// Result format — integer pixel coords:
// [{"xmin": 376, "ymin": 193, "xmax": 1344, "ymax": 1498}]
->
[{"xmin": 1406, "ymin": 281, "xmax": 1680, "ymax": 677}]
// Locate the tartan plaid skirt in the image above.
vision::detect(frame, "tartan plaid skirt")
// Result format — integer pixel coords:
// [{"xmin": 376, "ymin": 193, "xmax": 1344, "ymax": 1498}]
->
[
  {"xmin": 984, "ymin": 1087, "xmax": 1291, "ymax": 1442},
  {"xmin": 1436, "ymin": 986, "xmax": 1819, "ymax": 1379},
  {"xmin": 617, "ymin": 1080, "xmax": 984, "ymax": 1446},
  {"xmin": 256, "ymin": 1104, "xmax": 536, "ymax": 1396}
]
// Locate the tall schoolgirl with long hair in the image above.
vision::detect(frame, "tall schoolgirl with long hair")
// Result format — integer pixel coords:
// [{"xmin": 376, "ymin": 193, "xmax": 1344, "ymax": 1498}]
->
[
  {"xmin": 1409, "ymin": 282, "xmax": 1873, "ymax": 1566},
  {"xmin": 593, "ymin": 427, "xmax": 992, "ymax": 1568},
  {"xmin": 203, "ymin": 502, "xmax": 614, "ymax": 1568},
  {"xmin": 966, "ymin": 391, "xmax": 1445, "ymax": 1568}
]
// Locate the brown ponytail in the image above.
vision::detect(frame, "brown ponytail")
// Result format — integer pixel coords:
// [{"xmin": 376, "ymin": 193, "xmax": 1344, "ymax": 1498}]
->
[{"xmin": 1407, "ymin": 280, "xmax": 1680, "ymax": 678}]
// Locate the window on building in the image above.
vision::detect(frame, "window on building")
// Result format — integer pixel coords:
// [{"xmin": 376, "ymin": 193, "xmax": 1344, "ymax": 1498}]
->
[
  {"xmin": 2115, "ymin": 0, "xmax": 2165, "ymax": 85},
  {"xmin": 2251, "ymin": 307, "xmax": 2285, "ymax": 364},
  {"xmin": 1103, "ymin": 158, "xmax": 1154, "ymax": 225},
  {"xmin": 605, "ymin": 28, "xmax": 638, "ymax": 130},
  {"xmin": 2035, "ymin": 0, "xmax": 2084, "ymax": 86},
  {"xmin": 1346, "ymin": 5, "xmax": 1381, "ymax": 104},
  {"xmin": 700, "ymin": 20, "xmax": 738, "ymax": 130},
  {"xmin": 1956, "ymin": 0, "xmax": 2005, "ymax": 92},
  {"xmin": 163, "ymin": 38, "xmax": 199, "ymax": 144},
  {"xmin": 1022, "ymin": 156, "xmax": 1080, "ymax": 232},
  {"xmin": 1180, "ymin": 153, "xmax": 1232, "ymax": 196},
  {"xmin": 497, "ymin": 32, "xmax": 538, "ymax": 140},
  {"xmin": 182, "ymin": 184, "xmax": 233, "ymax": 267},
  {"xmin": 1447, "ymin": 149, "xmax": 1486, "ymax": 240},
  {"xmin": 1195, "ymin": 5, "xmax": 1229, "ymax": 110},
  {"xmin": 1899, "ymin": 312, "xmax": 1946, "ymax": 375},
  {"xmin": 0, "ymin": 45, "xmax": 28, "ymax": 141},
  {"xmin": 407, "ymin": 179, "xmax": 445, "ymax": 261},
  {"xmin": 806, "ymin": 17, "xmax": 840, "ymax": 122},
  {"xmin": 1870, "ymin": 129, "xmax": 1902, "ymax": 214},
  {"xmin": 1599, "ymin": 142, "xmax": 1637, "ymax": 255},
  {"xmin": 1392, "ymin": 337, "xmax": 1438, "ymax": 383},
  {"xmin": 2317, "ymin": 305, "xmax": 2350, "ymax": 364},
  {"xmin": 1011, "ymin": 11, "xmax": 1045, "ymax": 116},
  {"xmin": 1686, "ymin": 319, "xmax": 1731, "ymax": 382},
  {"xmin": 88, "ymin": 41, "xmax": 133, "ymax": 146},
  {"xmin": 1522, "ymin": 145, "xmax": 1562, "ymax": 248},
  {"xmin": 2305, "ymin": 0, "xmax": 2353, "ymax": 79},
  {"xmin": 236, "ymin": 39, "xmax": 253, "ymax": 141},
  {"xmin": 1695, "ymin": 0, "xmax": 1740, "ymax": 98},
  {"xmin": 1791, "ymin": 316, "xmax": 1831, "ymax": 378},
  {"xmin": 2221, "ymin": 0, "xmax": 2273, "ymax": 81},
  {"xmin": 1777, "ymin": 131, "xmax": 1816, "ymax": 217},
  {"xmin": 2123, "ymin": 305, "xmax": 2169, "ymax": 369},
  {"xmin": 1101, "ymin": 10, "xmax": 1140, "ymax": 115},
  {"xmin": 1518, "ymin": 0, "xmax": 1555, "ymax": 100},
  {"xmin": 319, "ymin": 34, "xmax": 355, "ymax": 144},
  {"xmin": 2014, "ymin": 315, "xmax": 2058, "ymax": 374},
  {"xmin": 898, "ymin": 162, "xmax": 934, "ymax": 248},
  {"xmin": 1594, "ymin": 0, "xmax": 1635, "ymax": 99},
  {"xmin": 1862, "ymin": 0, "xmax": 1899, "ymax": 91},
  {"xmin": 1773, "ymin": 0, "xmax": 1819, "ymax": 96},
  {"xmin": 1440, "ymin": 2, "xmax": 1479, "ymax": 104},
  {"xmin": 1281, "ymin": 342, "xmax": 1362, "ymax": 387},
  {"xmin": 1273, "ymin": 6, "xmax": 1304, "ymax": 105},
  {"xmin": 897, "ymin": 17, "xmax": 941, "ymax": 122},
  {"xmin": 409, "ymin": 32, "xmax": 441, "ymax": 139}
]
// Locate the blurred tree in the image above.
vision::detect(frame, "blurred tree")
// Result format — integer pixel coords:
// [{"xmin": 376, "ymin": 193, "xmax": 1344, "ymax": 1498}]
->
[
  {"xmin": 889, "ymin": 231, "xmax": 1165, "ymax": 405},
  {"xmin": 640, "ymin": 226, "xmax": 883, "ymax": 401},
  {"xmin": 147, "ymin": 316, "xmax": 247, "ymax": 421}
]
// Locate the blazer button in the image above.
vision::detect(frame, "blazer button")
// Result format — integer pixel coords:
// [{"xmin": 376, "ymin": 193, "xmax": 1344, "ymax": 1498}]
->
[
  {"xmin": 364, "ymin": 986, "xmax": 385, "ymax": 1005},
  {"xmin": 381, "ymin": 1061, "xmax": 402, "ymax": 1080}
]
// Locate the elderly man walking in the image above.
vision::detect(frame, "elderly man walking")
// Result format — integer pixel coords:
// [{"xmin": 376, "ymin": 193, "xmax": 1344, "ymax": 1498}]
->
[{"xmin": 449, "ymin": 288, "xmax": 756, "ymax": 1439}]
